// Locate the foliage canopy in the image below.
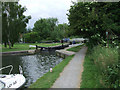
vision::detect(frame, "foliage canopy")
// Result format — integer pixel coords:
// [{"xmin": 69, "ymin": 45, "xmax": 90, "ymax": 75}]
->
[
  {"xmin": 23, "ymin": 18, "xmax": 69, "ymax": 43},
  {"xmin": 2, "ymin": 2, "xmax": 31, "ymax": 48},
  {"xmin": 67, "ymin": 2, "xmax": 120, "ymax": 47}
]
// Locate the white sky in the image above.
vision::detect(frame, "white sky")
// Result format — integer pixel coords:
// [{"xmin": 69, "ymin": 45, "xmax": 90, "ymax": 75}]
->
[{"xmin": 19, "ymin": 0, "xmax": 77, "ymax": 28}]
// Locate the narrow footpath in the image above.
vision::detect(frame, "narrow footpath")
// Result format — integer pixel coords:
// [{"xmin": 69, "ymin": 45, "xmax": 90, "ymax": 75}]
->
[{"xmin": 52, "ymin": 46, "xmax": 88, "ymax": 88}]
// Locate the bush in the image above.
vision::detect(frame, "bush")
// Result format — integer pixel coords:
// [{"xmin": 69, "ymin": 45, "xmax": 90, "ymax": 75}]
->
[
  {"xmin": 89, "ymin": 45, "xmax": 119, "ymax": 88},
  {"xmin": 23, "ymin": 32, "xmax": 40, "ymax": 43},
  {"xmin": 50, "ymin": 28, "xmax": 64, "ymax": 41},
  {"xmin": 104, "ymin": 64, "xmax": 120, "ymax": 88}
]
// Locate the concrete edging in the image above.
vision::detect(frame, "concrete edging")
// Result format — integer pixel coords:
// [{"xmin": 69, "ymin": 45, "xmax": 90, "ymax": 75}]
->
[
  {"xmin": 55, "ymin": 47, "xmax": 76, "ymax": 58},
  {"xmin": 1, "ymin": 50, "xmax": 36, "ymax": 56}
]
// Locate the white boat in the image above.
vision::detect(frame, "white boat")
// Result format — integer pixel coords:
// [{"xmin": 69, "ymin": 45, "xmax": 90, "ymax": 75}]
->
[{"xmin": 0, "ymin": 65, "xmax": 26, "ymax": 89}]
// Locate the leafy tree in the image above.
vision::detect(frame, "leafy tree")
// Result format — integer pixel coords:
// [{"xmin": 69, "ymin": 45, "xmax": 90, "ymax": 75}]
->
[
  {"xmin": 67, "ymin": 2, "xmax": 120, "ymax": 47},
  {"xmin": 26, "ymin": 18, "xmax": 69, "ymax": 42},
  {"xmin": 0, "ymin": 2, "xmax": 2, "ymax": 44},
  {"xmin": 2, "ymin": 2, "xmax": 31, "ymax": 48},
  {"xmin": 33, "ymin": 18, "xmax": 58, "ymax": 40},
  {"xmin": 50, "ymin": 25, "xmax": 64, "ymax": 41},
  {"xmin": 23, "ymin": 32, "xmax": 40, "ymax": 43},
  {"xmin": 57, "ymin": 23, "xmax": 69, "ymax": 38}
]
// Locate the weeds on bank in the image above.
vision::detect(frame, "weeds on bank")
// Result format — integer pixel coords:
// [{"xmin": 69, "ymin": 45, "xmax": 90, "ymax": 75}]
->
[
  {"xmin": 80, "ymin": 47, "xmax": 103, "ymax": 88},
  {"xmin": 81, "ymin": 45, "xmax": 119, "ymax": 88},
  {"xmin": 91, "ymin": 45, "xmax": 119, "ymax": 88}
]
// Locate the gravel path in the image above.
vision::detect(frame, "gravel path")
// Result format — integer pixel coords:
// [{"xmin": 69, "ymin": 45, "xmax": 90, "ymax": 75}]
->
[{"xmin": 52, "ymin": 46, "xmax": 88, "ymax": 88}]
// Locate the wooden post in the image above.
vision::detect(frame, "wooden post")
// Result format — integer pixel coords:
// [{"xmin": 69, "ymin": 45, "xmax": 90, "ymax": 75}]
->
[
  {"xmin": 106, "ymin": 31, "xmax": 109, "ymax": 48},
  {"xmin": 41, "ymin": 47, "xmax": 43, "ymax": 50},
  {"xmin": 36, "ymin": 45, "xmax": 38, "ymax": 50},
  {"xmin": 107, "ymin": 32, "xmax": 109, "ymax": 48},
  {"xmin": 61, "ymin": 40, "xmax": 63, "ymax": 47}
]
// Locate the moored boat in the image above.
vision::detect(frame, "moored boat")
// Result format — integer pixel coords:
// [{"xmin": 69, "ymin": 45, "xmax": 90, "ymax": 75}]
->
[{"xmin": 0, "ymin": 65, "xmax": 26, "ymax": 89}]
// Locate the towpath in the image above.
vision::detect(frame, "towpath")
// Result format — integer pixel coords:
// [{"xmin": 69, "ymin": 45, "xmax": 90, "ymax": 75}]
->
[{"xmin": 52, "ymin": 46, "xmax": 88, "ymax": 88}]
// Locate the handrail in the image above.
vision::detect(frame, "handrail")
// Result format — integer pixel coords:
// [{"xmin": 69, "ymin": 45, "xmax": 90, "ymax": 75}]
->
[
  {"xmin": 19, "ymin": 65, "xmax": 23, "ymax": 74},
  {"xmin": 0, "ymin": 65, "xmax": 13, "ymax": 75}
]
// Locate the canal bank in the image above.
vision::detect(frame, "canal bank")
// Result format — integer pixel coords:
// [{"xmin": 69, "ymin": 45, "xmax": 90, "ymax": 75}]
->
[
  {"xmin": 1, "ymin": 43, "xmax": 70, "ymax": 56},
  {"xmin": 55, "ymin": 43, "xmax": 82, "ymax": 58},
  {"xmin": 2, "ymin": 43, "xmax": 84, "ymax": 88},
  {"xmin": 29, "ymin": 55, "xmax": 74, "ymax": 88},
  {"xmin": 56, "ymin": 48, "xmax": 75, "ymax": 58},
  {"xmin": 1, "ymin": 50, "xmax": 36, "ymax": 56},
  {"xmin": 2, "ymin": 50, "xmax": 63, "ymax": 87},
  {"xmin": 29, "ymin": 46, "xmax": 87, "ymax": 88}
]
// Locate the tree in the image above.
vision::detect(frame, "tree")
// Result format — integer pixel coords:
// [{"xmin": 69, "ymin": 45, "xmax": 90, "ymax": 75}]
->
[
  {"xmin": 57, "ymin": 23, "xmax": 69, "ymax": 38},
  {"xmin": 33, "ymin": 18, "xmax": 58, "ymax": 40},
  {"xmin": 28, "ymin": 18, "xmax": 69, "ymax": 42},
  {"xmin": 23, "ymin": 32, "xmax": 40, "ymax": 43},
  {"xmin": 67, "ymin": 2, "xmax": 120, "ymax": 47},
  {"xmin": 2, "ymin": 2, "xmax": 31, "ymax": 48},
  {"xmin": 0, "ymin": 1, "xmax": 2, "ymax": 44}
]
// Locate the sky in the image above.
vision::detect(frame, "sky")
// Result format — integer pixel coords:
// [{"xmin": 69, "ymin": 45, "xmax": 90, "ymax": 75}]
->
[{"xmin": 19, "ymin": 0, "xmax": 77, "ymax": 28}]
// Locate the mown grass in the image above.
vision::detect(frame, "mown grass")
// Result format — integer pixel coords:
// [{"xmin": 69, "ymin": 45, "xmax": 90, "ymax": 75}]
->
[
  {"xmin": 29, "ymin": 55, "xmax": 74, "ymax": 88},
  {"xmin": 80, "ymin": 47, "xmax": 104, "ymax": 88},
  {"xmin": 67, "ymin": 44, "xmax": 84, "ymax": 52},
  {"xmin": 2, "ymin": 43, "xmax": 62, "ymax": 52}
]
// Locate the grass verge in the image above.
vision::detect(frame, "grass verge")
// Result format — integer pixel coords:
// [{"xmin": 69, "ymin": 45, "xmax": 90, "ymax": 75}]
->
[
  {"xmin": 81, "ymin": 45, "xmax": 119, "ymax": 88},
  {"xmin": 80, "ymin": 47, "xmax": 104, "ymax": 88},
  {"xmin": 67, "ymin": 44, "xmax": 84, "ymax": 52},
  {"xmin": 90, "ymin": 45, "xmax": 119, "ymax": 88},
  {"xmin": 2, "ymin": 43, "xmax": 62, "ymax": 52},
  {"xmin": 29, "ymin": 55, "xmax": 74, "ymax": 88}
]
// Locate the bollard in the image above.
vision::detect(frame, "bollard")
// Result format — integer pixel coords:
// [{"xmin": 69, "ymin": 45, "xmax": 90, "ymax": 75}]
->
[{"xmin": 50, "ymin": 68, "xmax": 52, "ymax": 72}]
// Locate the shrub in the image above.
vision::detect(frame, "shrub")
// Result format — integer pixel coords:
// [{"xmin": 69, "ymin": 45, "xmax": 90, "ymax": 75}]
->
[{"xmin": 23, "ymin": 32, "xmax": 40, "ymax": 43}]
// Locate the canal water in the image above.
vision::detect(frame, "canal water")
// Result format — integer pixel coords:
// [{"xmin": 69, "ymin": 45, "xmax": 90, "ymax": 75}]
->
[{"xmin": 2, "ymin": 50, "xmax": 63, "ymax": 87}]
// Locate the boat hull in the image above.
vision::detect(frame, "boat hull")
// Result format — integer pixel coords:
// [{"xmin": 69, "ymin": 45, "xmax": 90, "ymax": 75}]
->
[{"xmin": 0, "ymin": 74, "xmax": 26, "ymax": 88}]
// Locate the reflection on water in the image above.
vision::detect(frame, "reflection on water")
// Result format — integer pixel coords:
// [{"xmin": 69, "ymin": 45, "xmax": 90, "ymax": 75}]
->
[{"xmin": 2, "ymin": 50, "xmax": 63, "ymax": 87}]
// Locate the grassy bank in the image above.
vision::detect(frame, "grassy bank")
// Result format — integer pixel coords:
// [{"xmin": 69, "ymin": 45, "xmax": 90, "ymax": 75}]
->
[
  {"xmin": 80, "ymin": 48, "xmax": 103, "ymax": 88},
  {"xmin": 2, "ymin": 43, "xmax": 62, "ymax": 52},
  {"xmin": 67, "ymin": 44, "xmax": 84, "ymax": 52},
  {"xmin": 29, "ymin": 55, "xmax": 74, "ymax": 88},
  {"xmin": 90, "ymin": 46, "xmax": 119, "ymax": 88},
  {"xmin": 80, "ymin": 45, "xmax": 119, "ymax": 88}
]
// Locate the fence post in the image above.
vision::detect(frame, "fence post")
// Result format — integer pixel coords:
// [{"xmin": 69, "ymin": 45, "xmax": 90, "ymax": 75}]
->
[{"xmin": 36, "ymin": 45, "xmax": 38, "ymax": 50}]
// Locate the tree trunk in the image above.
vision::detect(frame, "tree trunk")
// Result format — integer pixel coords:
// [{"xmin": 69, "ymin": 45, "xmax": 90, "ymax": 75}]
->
[
  {"xmin": 8, "ymin": 40, "xmax": 11, "ymax": 49},
  {"xmin": 11, "ymin": 43, "xmax": 14, "ymax": 47},
  {"xmin": 4, "ymin": 42, "xmax": 7, "ymax": 48}
]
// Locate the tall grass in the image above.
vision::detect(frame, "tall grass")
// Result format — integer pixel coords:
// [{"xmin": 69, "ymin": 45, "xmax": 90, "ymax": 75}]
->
[
  {"xmin": 89, "ymin": 45, "xmax": 119, "ymax": 88},
  {"xmin": 91, "ymin": 45, "xmax": 118, "ymax": 71},
  {"xmin": 80, "ymin": 49, "xmax": 103, "ymax": 88}
]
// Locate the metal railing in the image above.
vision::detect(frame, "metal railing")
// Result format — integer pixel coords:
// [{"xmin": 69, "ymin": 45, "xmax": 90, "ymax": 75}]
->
[{"xmin": 0, "ymin": 65, "xmax": 13, "ymax": 75}]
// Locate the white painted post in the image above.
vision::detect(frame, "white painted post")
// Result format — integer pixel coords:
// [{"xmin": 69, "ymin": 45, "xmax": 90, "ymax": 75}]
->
[{"xmin": 50, "ymin": 68, "xmax": 53, "ymax": 72}]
